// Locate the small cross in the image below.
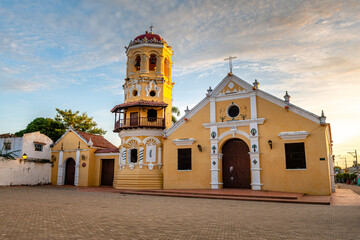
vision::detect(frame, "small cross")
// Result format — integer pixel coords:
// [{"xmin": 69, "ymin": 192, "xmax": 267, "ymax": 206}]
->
[
  {"xmin": 149, "ymin": 24, "xmax": 154, "ymax": 33},
  {"xmin": 224, "ymin": 56, "xmax": 237, "ymax": 73}
]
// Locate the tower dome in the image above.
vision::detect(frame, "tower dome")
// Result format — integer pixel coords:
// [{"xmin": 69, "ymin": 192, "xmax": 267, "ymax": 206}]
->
[{"xmin": 134, "ymin": 31, "xmax": 162, "ymax": 42}]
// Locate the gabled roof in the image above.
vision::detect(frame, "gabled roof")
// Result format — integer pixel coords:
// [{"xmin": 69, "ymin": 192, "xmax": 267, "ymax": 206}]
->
[
  {"xmin": 111, "ymin": 100, "xmax": 168, "ymax": 112},
  {"xmin": 165, "ymin": 73, "xmax": 322, "ymax": 137},
  {"xmin": 209, "ymin": 74, "xmax": 253, "ymax": 97},
  {"xmin": 53, "ymin": 127, "xmax": 116, "ymax": 149},
  {"xmin": 95, "ymin": 148, "xmax": 119, "ymax": 153},
  {"xmin": 77, "ymin": 131, "xmax": 116, "ymax": 149}
]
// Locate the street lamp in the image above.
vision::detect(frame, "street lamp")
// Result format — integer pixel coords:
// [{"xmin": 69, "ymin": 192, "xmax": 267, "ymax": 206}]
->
[{"xmin": 22, "ymin": 153, "xmax": 27, "ymax": 160}]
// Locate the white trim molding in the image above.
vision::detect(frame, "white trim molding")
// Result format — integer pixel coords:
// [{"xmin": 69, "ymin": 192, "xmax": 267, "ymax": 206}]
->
[
  {"xmin": 172, "ymin": 138, "xmax": 196, "ymax": 146},
  {"xmin": 95, "ymin": 153, "xmax": 120, "ymax": 156},
  {"xmin": 203, "ymin": 118, "xmax": 265, "ymax": 129},
  {"xmin": 218, "ymin": 130, "xmax": 250, "ymax": 141},
  {"xmin": 278, "ymin": 131, "xmax": 309, "ymax": 140}
]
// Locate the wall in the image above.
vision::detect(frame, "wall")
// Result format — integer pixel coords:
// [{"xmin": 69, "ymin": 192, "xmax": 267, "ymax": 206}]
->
[
  {"xmin": 0, "ymin": 137, "xmax": 23, "ymax": 158},
  {"xmin": 256, "ymin": 96, "xmax": 331, "ymax": 195},
  {"xmin": 22, "ymin": 131, "xmax": 53, "ymax": 160},
  {"xmin": 0, "ymin": 157, "xmax": 51, "ymax": 186},
  {"xmin": 164, "ymin": 103, "xmax": 211, "ymax": 189}
]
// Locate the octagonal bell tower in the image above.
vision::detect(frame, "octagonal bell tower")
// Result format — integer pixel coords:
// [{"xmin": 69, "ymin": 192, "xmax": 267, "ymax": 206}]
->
[{"xmin": 111, "ymin": 30, "xmax": 174, "ymax": 189}]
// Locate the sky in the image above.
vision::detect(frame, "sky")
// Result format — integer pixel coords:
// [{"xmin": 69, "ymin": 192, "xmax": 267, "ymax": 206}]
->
[{"xmin": 1, "ymin": 0, "xmax": 359, "ymax": 168}]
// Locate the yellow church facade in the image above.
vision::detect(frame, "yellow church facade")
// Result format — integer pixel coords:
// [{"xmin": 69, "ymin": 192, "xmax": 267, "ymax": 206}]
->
[
  {"xmin": 50, "ymin": 30, "xmax": 334, "ymax": 196},
  {"xmin": 163, "ymin": 74, "xmax": 333, "ymax": 195},
  {"xmin": 109, "ymin": 31, "xmax": 334, "ymax": 195}
]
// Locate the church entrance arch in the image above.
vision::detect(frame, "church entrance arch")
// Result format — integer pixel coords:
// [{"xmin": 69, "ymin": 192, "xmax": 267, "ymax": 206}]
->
[
  {"xmin": 222, "ymin": 139, "xmax": 251, "ymax": 189},
  {"xmin": 64, "ymin": 158, "xmax": 75, "ymax": 185}
]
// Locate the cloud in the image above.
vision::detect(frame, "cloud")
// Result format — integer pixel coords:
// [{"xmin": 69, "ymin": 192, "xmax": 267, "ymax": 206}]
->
[{"xmin": 1, "ymin": 78, "xmax": 49, "ymax": 92}]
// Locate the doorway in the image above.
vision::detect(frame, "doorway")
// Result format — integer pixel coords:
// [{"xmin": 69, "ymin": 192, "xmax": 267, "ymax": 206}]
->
[
  {"xmin": 222, "ymin": 139, "xmax": 251, "ymax": 189},
  {"xmin": 64, "ymin": 158, "xmax": 75, "ymax": 185}
]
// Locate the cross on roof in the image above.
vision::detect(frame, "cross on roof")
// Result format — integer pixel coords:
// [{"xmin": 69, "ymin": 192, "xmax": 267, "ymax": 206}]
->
[
  {"xmin": 224, "ymin": 56, "xmax": 237, "ymax": 73},
  {"xmin": 149, "ymin": 24, "xmax": 154, "ymax": 33}
]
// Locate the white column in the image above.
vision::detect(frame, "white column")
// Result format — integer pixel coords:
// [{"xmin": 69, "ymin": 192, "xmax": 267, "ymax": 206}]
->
[
  {"xmin": 74, "ymin": 149, "xmax": 80, "ymax": 186},
  {"xmin": 57, "ymin": 151, "xmax": 64, "ymax": 185},
  {"xmin": 328, "ymin": 144, "xmax": 335, "ymax": 192},
  {"xmin": 210, "ymin": 98, "xmax": 216, "ymax": 123},
  {"xmin": 210, "ymin": 138, "xmax": 220, "ymax": 189},
  {"xmin": 158, "ymin": 147, "xmax": 162, "ymax": 169},
  {"xmin": 249, "ymin": 152, "xmax": 262, "ymax": 190},
  {"xmin": 118, "ymin": 148, "xmax": 122, "ymax": 167},
  {"xmin": 139, "ymin": 147, "xmax": 144, "ymax": 169},
  {"xmin": 250, "ymin": 93, "xmax": 257, "ymax": 119}
]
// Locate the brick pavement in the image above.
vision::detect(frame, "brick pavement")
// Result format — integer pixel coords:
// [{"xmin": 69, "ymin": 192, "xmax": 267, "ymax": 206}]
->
[
  {"xmin": 337, "ymin": 183, "xmax": 360, "ymax": 195},
  {"xmin": 0, "ymin": 186, "xmax": 359, "ymax": 239}
]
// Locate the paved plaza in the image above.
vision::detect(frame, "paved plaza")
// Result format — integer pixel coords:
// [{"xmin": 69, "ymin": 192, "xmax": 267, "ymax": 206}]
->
[{"xmin": 0, "ymin": 186, "xmax": 359, "ymax": 239}]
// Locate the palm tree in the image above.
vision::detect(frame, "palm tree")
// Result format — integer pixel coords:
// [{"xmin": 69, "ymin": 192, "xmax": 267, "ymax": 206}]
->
[{"xmin": 172, "ymin": 106, "xmax": 180, "ymax": 124}]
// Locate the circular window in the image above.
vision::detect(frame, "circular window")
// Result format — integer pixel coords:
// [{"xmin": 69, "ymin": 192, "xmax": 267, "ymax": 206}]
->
[
  {"xmin": 150, "ymin": 90, "xmax": 156, "ymax": 97},
  {"xmin": 227, "ymin": 104, "xmax": 240, "ymax": 118},
  {"xmin": 133, "ymin": 90, "xmax": 138, "ymax": 97}
]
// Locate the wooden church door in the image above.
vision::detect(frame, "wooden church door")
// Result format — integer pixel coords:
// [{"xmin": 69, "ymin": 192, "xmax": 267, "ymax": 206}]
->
[
  {"xmin": 222, "ymin": 139, "xmax": 251, "ymax": 189},
  {"xmin": 64, "ymin": 158, "xmax": 75, "ymax": 185},
  {"xmin": 101, "ymin": 159, "xmax": 114, "ymax": 186}
]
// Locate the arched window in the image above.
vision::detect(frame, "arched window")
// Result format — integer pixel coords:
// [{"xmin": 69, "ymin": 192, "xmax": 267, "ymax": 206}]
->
[
  {"xmin": 134, "ymin": 55, "xmax": 141, "ymax": 71},
  {"xmin": 147, "ymin": 109, "xmax": 157, "ymax": 122},
  {"xmin": 130, "ymin": 149, "xmax": 138, "ymax": 163},
  {"xmin": 149, "ymin": 54, "xmax": 157, "ymax": 71},
  {"xmin": 164, "ymin": 58, "xmax": 170, "ymax": 78}
]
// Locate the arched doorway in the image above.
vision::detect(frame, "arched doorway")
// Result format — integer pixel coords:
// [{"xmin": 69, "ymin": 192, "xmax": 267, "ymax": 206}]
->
[
  {"xmin": 64, "ymin": 158, "xmax": 75, "ymax": 185},
  {"xmin": 222, "ymin": 139, "xmax": 251, "ymax": 189}
]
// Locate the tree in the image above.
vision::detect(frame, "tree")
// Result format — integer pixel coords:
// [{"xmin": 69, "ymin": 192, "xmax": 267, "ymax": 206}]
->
[
  {"xmin": 15, "ymin": 117, "xmax": 66, "ymax": 142},
  {"xmin": 172, "ymin": 106, "xmax": 180, "ymax": 124},
  {"xmin": 55, "ymin": 108, "xmax": 106, "ymax": 135}
]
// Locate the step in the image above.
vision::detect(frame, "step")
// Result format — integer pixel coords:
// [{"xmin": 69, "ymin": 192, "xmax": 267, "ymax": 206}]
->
[
  {"xmin": 119, "ymin": 190, "xmax": 330, "ymax": 205},
  {"xmin": 123, "ymin": 189, "xmax": 301, "ymax": 200}
]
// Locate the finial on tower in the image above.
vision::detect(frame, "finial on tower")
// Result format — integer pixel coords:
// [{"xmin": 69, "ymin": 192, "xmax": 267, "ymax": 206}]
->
[
  {"xmin": 224, "ymin": 56, "xmax": 237, "ymax": 74},
  {"xmin": 149, "ymin": 24, "xmax": 154, "ymax": 33}
]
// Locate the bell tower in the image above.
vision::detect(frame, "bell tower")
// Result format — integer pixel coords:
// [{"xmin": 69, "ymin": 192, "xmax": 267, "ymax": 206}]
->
[
  {"xmin": 111, "ymin": 30, "xmax": 174, "ymax": 190},
  {"xmin": 123, "ymin": 30, "xmax": 173, "ymax": 128}
]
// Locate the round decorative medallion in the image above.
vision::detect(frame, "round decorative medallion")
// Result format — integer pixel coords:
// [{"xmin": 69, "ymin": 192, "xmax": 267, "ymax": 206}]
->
[
  {"xmin": 82, "ymin": 163, "xmax": 86, "ymax": 167},
  {"xmin": 228, "ymin": 81, "xmax": 234, "ymax": 89},
  {"xmin": 227, "ymin": 104, "xmax": 240, "ymax": 118}
]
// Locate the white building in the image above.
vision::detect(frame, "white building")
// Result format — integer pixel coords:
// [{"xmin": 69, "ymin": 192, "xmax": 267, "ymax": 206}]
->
[{"xmin": 0, "ymin": 131, "xmax": 53, "ymax": 160}]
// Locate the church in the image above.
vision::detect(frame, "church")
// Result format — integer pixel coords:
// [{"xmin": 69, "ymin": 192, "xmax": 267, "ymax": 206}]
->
[{"xmin": 51, "ymin": 30, "xmax": 334, "ymax": 196}]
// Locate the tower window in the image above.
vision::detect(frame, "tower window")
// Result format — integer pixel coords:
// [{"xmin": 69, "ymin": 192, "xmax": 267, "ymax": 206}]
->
[
  {"xmin": 135, "ymin": 55, "xmax": 141, "ymax": 71},
  {"xmin": 149, "ymin": 54, "xmax": 157, "ymax": 71},
  {"xmin": 130, "ymin": 149, "xmax": 138, "ymax": 163},
  {"xmin": 150, "ymin": 90, "xmax": 156, "ymax": 97},
  {"xmin": 133, "ymin": 90, "xmax": 138, "ymax": 97},
  {"xmin": 147, "ymin": 109, "xmax": 157, "ymax": 122}
]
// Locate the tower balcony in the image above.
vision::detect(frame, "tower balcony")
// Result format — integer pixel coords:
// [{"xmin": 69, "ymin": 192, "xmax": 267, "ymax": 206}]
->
[
  {"xmin": 114, "ymin": 117, "xmax": 165, "ymax": 132},
  {"xmin": 111, "ymin": 100, "xmax": 168, "ymax": 133}
]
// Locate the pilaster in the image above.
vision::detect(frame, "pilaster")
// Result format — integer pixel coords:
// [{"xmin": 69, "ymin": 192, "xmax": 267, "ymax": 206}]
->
[
  {"xmin": 57, "ymin": 150, "xmax": 64, "ymax": 185},
  {"xmin": 74, "ymin": 149, "xmax": 80, "ymax": 186}
]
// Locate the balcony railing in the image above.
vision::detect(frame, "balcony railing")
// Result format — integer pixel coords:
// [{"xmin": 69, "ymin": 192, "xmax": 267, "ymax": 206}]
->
[{"xmin": 114, "ymin": 117, "xmax": 165, "ymax": 132}]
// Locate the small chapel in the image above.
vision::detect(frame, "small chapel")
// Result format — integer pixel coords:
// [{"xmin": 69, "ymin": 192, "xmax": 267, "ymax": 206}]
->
[{"xmin": 51, "ymin": 30, "xmax": 334, "ymax": 196}]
